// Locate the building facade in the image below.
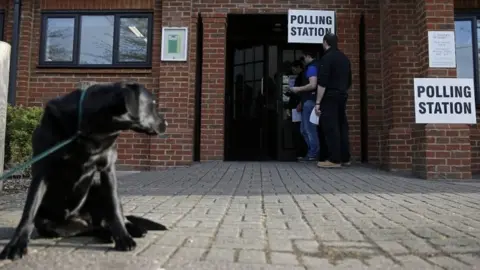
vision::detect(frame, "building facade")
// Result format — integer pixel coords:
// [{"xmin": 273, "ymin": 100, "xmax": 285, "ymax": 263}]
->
[{"xmin": 0, "ymin": 0, "xmax": 479, "ymax": 179}]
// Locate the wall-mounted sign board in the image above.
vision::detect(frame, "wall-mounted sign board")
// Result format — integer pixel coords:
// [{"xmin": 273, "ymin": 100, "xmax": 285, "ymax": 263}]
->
[
  {"xmin": 161, "ymin": 27, "xmax": 188, "ymax": 61},
  {"xmin": 288, "ymin": 9, "xmax": 336, "ymax": 44},
  {"xmin": 428, "ymin": 31, "xmax": 456, "ymax": 68},
  {"xmin": 414, "ymin": 78, "xmax": 476, "ymax": 124}
]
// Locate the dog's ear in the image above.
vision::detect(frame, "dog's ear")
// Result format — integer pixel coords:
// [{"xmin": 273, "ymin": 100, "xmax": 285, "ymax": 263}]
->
[
  {"xmin": 45, "ymin": 99, "xmax": 62, "ymax": 120},
  {"xmin": 43, "ymin": 93, "xmax": 79, "ymax": 132},
  {"xmin": 121, "ymin": 82, "xmax": 140, "ymax": 118}
]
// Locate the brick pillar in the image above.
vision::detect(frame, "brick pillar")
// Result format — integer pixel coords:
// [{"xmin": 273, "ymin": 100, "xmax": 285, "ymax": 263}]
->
[
  {"xmin": 15, "ymin": 0, "xmax": 35, "ymax": 106},
  {"xmin": 200, "ymin": 14, "xmax": 226, "ymax": 161},
  {"xmin": 380, "ymin": 0, "xmax": 417, "ymax": 172},
  {"xmin": 412, "ymin": 0, "xmax": 471, "ymax": 179},
  {"xmin": 152, "ymin": 0, "xmax": 195, "ymax": 167},
  {"xmin": 2, "ymin": 0, "xmax": 12, "ymax": 42}
]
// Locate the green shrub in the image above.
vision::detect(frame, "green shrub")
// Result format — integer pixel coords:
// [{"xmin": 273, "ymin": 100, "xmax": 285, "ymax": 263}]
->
[{"xmin": 4, "ymin": 105, "xmax": 43, "ymax": 177}]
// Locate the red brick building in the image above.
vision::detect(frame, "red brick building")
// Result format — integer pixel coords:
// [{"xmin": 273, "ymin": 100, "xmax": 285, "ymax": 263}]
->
[{"xmin": 0, "ymin": 0, "xmax": 479, "ymax": 179}]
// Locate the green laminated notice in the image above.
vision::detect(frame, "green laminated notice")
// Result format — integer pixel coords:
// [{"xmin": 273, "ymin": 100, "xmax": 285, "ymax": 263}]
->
[{"xmin": 167, "ymin": 34, "xmax": 180, "ymax": 54}]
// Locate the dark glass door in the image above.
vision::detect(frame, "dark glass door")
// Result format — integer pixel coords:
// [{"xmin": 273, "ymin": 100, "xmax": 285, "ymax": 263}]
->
[
  {"xmin": 229, "ymin": 44, "xmax": 267, "ymax": 160},
  {"xmin": 225, "ymin": 41, "xmax": 322, "ymax": 161}
]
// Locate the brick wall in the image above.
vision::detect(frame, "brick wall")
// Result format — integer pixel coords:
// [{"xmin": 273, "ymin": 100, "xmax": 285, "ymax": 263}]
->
[
  {"xmin": 412, "ymin": 0, "xmax": 471, "ymax": 179},
  {"xmin": 376, "ymin": 0, "xmax": 474, "ymax": 179},
  {"xmin": 200, "ymin": 14, "xmax": 226, "ymax": 160},
  {"xmin": 156, "ymin": 0, "xmax": 196, "ymax": 167},
  {"xmin": 0, "ymin": 0, "xmax": 11, "ymax": 42},
  {"xmin": 12, "ymin": 0, "xmax": 384, "ymax": 168},
  {"xmin": 364, "ymin": 4, "xmax": 383, "ymax": 165},
  {"xmin": 7, "ymin": 0, "xmax": 195, "ymax": 170},
  {"xmin": 3, "ymin": 0, "xmax": 477, "ymax": 178},
  {"xmin": 379, "ymin": 0, "xmax": 417, "ymax": 172},
  {"xmin": 0, "ymin": 0, "xmax": 410, "ymax": 172}
]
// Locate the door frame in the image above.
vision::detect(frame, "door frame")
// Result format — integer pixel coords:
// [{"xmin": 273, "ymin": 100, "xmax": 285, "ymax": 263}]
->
[
  {"xmin": 193, "ymin": 14, "xmax": 203, "ymax": 161},
  {"xmin": 224, "ymin": 35, "xmax": 234, "ymax": 160},
  {"xmin": 224, "ymin": 33, "xmax": 242, "ymax": 160},
  {"xmin": 359, "ymin": 13, "xmax": 368, "ymax": 163}
]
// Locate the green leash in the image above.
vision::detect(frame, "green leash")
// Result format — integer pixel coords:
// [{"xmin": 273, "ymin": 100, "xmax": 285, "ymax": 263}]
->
[{"xmin": 0, "ymin": 89, "xmax": 88, "ymax": 181}]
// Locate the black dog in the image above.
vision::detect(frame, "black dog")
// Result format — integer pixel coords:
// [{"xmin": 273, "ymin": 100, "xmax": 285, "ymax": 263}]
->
[{"xmin": 0, "ymin": 82, "xmax": 168, "ymax": 260}]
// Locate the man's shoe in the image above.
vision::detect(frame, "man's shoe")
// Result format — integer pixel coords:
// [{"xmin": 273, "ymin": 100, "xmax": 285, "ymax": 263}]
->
[
  {"xmin": 298, "ymin": 156, "xmax": 317, "ymax": 162},
  {"xmin": 342, "ymin": 161, "xmax": 351, "ymax": 167},
  {"xmin": 317, "ymin": 160, "xmax": 342, "ymax": 168}
]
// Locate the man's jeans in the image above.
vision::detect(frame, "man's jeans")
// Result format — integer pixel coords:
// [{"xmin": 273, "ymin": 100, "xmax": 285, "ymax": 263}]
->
[{"xmin": 300, "ymin": 100, "xmax": 319, "ymax": 158}]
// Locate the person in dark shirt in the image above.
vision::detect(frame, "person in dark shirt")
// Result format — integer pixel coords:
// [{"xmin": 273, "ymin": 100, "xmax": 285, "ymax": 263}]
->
[
  {"xmin": 287, "ymin": 59, "xmax": 308, "ymax": 158},
  {"xmin": 286, "ymin": 60, "xmax": 304, "ymax": 111},
  {"xmin": 315, "ymin": 33, "xmax": 352, "ymax": 168},
  {"xmin": 291, "ymin": 52, "xmax": 320, "ymax": 162}
]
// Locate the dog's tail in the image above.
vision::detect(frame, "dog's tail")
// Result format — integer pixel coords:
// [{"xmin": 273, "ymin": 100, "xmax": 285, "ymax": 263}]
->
[{"xmin": 126, "ymin": 215, "xmax": 168, "ymax": 231}]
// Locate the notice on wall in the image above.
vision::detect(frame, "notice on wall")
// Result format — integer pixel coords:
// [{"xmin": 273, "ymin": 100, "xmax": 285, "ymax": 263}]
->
[
  {"xmin": 428, "ymin": 31, "xmax": 456, "ymax": 68},
  {"xmin": 288, "ymin": 9, "xmax": 336, "ymax": 44},
  {"xmin": 414, "ymin": 78, "xmax": 476, "ymax": 124}
]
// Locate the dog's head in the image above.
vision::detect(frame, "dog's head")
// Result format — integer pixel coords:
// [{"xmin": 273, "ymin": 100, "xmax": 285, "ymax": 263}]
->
[{"xmin": 114, "ymin": 82, "xmax": 168, "ymax": 136}]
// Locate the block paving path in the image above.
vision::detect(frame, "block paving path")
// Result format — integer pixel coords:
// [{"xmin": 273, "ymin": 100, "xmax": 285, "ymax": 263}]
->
[{"xmin": 0, "ymin": 162, "xmax": 480, "ymax": 269}]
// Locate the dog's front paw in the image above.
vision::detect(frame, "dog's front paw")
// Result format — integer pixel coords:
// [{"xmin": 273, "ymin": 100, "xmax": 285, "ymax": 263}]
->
[
  {"xmin": 0, "ymin": 240, "xmax": 29, "ymax": 260},
  {"xmin": 113, "ymin": 235, "xmax": 136, "ymax": 251}
]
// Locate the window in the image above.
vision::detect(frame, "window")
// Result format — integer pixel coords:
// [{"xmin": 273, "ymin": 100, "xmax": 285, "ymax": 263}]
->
[
  {"xmin": 0, "ymin": 11, "xmax": 4, "ymax": 41},
  {"xmin": 39, "ymin": 12, "xmax": 153, "ymax": 67},
  {"xmin": 454, "ymin": 14, "xmax": 480, "ymax": 103}
]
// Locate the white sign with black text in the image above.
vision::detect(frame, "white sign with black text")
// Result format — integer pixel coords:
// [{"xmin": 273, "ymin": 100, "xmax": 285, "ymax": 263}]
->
[
  {"xmin": 288, "ymin": 9, "xmax": 335, "ymax": 44},
  {"xmin": 428, "ymin": 31, "xmax": 456, "ymax": 68},
  {"xmin": 414, "ymin": 78, "xmax": 476, "ymax": 124}
]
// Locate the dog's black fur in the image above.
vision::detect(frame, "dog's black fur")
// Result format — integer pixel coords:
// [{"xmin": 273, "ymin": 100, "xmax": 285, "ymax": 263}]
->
[{"xmin": 0, "ymin": 82, "xmax": 168, "ymax": 260}]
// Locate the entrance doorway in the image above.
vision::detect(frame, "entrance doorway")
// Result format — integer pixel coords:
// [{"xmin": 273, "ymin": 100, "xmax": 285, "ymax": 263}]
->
[{"xmin": 224, "ymin": 14, "xmax": 323, "ymax": 161}]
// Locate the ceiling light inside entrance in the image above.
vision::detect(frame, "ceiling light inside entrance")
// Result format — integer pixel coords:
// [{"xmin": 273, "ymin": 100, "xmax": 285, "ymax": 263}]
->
[{"xmin": 273, "ymin": 23, "xmax": 282, "ymax": 32}]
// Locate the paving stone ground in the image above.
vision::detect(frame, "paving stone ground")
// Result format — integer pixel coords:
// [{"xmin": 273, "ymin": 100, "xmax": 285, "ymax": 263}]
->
[{"xmin": 0, "ymin": 161, "xmax": 480, "ymax": 269}]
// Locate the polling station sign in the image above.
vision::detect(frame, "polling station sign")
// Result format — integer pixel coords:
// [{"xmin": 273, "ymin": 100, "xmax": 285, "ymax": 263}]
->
[
  {"xmin": 414, "ymin": 78, "xmax": 476, "ymax": 124},
  {"xmin": 288, "ymin": 9, "xmax": 336, "ymax": 44}
]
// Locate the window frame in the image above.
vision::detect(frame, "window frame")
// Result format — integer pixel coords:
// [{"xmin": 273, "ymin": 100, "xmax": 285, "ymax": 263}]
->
[
  {"xmin": 455, "ymin": 11, "xmax": 480, "ymax": 104},
  {"xmin": 39, "ymin": 10, "xmax": 153, "ymax": 68},
  {"xmin": 232, "ymin": 46, "xmax": 265, "ymax": 119},
  {"xmin": 0, "ymin": 10, "xmax": 4, "ymax": 41},
  {"xmin": 233, "ymin": 46, "xmax": 264, "ymax": 89}
]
